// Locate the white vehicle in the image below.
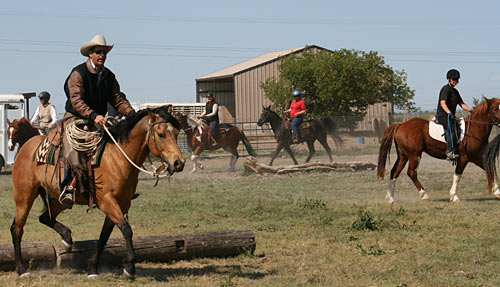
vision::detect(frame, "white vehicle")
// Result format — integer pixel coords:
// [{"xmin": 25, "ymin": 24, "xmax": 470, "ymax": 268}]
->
[{"xmin": 0, "ymin": 93, "xmax": 36, "ymax": 171}]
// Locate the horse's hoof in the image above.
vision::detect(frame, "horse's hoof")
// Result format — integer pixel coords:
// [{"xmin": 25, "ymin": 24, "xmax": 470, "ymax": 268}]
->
[
  {"xmin": 19, "ymin": 272, "xmax": 31, "ymax": 278},
  {"xmin": 62, "ymin": 240, "xmax": 72, "ymax": 252},
  {"xmin": 199, "ymin": 164, "xmax": 204, "ymax": 170},
  {"xmin": 494, "ymin": 192, "xmax": 500, "ymax": 200},
  {"xmin": 123, "ymin": 268, "xmax": 135, "ymax": 281},
  {"xmin": 387, "ymin": 198, "xmax": 395, "ymax": 204},
  {"xmin": 88, "ymin": 273, "xmax": 99, "ymax": 279},
  {"xmin": 450, "ymin": 195, "xmax": 460, "ymax": 203},
  {"xmin": 420, "ymin": 194, "xmax": 430, "ymax": 201}
]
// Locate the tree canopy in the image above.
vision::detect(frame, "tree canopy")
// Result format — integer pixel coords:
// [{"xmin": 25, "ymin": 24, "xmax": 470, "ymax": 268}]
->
[{"xmin": 261, "ymin": 47, "xmax": 416, "ymax": 128}]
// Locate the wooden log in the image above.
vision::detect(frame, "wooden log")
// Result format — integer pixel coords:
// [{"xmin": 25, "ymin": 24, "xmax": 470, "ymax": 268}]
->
[
  {"xmin": 244, "ymin": 156, "xmax": 376, "ymax": 175},
  {"xmin": 0, "ymin": 241, "xmax": 56, "ymax": 271},
  {"xmin": 56, "ymin": 230, "xmax": 256, "ymax": 270}
]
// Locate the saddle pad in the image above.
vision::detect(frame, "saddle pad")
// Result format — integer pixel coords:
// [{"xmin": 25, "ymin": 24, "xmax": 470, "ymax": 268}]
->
[
  {"xmin": 428, "ymin": 117, "xmax": 465, "ymax": 143},
  {"xmin": 33, "ymin": 136, "xmax": 106, "ymax": 166}
]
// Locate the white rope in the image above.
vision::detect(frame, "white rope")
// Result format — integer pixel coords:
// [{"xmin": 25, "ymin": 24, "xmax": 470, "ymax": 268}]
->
[
  {"xmin": 65, "ymin": 119, "xmax": 103, "ymax": 152},
  {"xmin": 102, "ymin": 123, "xmax": 170, "ymax": 179}
]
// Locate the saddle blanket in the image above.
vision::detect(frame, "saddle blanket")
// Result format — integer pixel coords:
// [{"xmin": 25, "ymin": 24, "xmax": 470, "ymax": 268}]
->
[
  {"xmin": 33, "ymin": 136, "xmax": 106, "ymax": 166},
  {"xmin": 195, "ymin": 124, "xmax": 231, "ymax": 143},
  {"xmin": 428, "ymin": 117, "xmax": 465, "ymax": 143}
]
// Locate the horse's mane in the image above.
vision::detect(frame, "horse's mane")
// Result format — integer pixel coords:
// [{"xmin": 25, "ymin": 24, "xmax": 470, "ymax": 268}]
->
[
  {"xmin": 106, "ymin": 107, "xmax": 180, "ymax": 143},
  {"xmin": 473, "ymin": 99, "xmax": 489, "ymax": 116}
]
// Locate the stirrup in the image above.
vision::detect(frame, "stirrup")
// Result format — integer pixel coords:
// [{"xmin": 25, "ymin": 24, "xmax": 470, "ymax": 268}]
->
[{"xmin": 59, "ymin": 186, "xmax": 74, "ymax": 209}]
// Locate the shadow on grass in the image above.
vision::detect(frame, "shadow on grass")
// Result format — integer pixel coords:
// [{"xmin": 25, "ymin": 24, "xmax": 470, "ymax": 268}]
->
[
  {"xmin": 136, "ymin": 264, "xmax": 273, "ymax": 282},
  {"xmin": 433, "ymin": 197, "xmax": 499, "ymax": 202}
]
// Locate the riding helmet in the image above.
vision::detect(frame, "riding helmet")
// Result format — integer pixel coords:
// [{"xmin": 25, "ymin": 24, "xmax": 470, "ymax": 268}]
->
[
  {"xmin": 38, "ymin": 91, "xmax": 50, "ymax": 100},
  {"xmin": 446, "ymin": 69, "xmax": 460, "ymax": 79},
  {"xmin": 293, "ymin": 90, "xmax": 302, "ymax": 97},
  {"xmin": 207, "ymin": 92, "xmax": 214, "ymax": 98}
]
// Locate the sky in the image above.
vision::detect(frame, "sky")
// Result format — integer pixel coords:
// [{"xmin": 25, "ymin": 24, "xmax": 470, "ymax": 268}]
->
[{"xmin": 1, "ymin": 0, "xmax": 499, "ymax": 116}]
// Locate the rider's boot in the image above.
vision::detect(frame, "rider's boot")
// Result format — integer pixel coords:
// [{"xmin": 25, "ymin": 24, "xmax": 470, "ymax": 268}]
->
[{"xmin": 59, "ymin": 169, "xmax": 75, "ymax": 209}]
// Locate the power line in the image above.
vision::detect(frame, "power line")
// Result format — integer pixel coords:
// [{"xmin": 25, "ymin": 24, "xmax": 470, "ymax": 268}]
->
[{"xmin": 1, "ymin": 10, "xmax": 499, "ymax": 26}]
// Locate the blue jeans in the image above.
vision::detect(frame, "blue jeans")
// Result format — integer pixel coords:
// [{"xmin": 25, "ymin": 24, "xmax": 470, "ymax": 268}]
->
[
  {"xmin": 209, "ymin": 120, "xmax": 219, "ymax": 141},
  {"xmin": 291, "ymin": 116, "xmax": 303, "ymax": 139}
]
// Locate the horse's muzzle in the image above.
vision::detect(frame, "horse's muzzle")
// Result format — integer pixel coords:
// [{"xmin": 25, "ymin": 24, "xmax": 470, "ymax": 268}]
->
[{"xmin": 167, "ymin": 158, "xmax": 185, "ymax": 174}]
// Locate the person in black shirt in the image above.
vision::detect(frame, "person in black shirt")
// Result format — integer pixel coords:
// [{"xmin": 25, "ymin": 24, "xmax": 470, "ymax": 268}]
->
[
  {"xmin": 200, "ymin": 93, "xmax": 219, "ymax": 145},
  {"xmin": 435, "ymin": 69, "xmax": 472, "ymax": 162}
]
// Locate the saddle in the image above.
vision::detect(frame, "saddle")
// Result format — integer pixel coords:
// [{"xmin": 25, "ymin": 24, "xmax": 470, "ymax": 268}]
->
[
  {"xmin": 284, "ymin": 118, "xmax": 311, "ymax": 130},
  {"xmin": 33, "ymin": 121, "xmax": 106, "ymax": 209},
  {"xmin": 428, "ymin": 117, "xmax": 465, "ymax": 143},
  {"xmin": 200, "ymin": 121, "xmax": 231, "ymax": 133}
]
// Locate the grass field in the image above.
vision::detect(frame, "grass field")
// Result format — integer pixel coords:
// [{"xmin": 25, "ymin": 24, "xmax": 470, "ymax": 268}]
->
[{"xmin": 1, "ymin": 144, "xmax": 500, "ymax": 286}]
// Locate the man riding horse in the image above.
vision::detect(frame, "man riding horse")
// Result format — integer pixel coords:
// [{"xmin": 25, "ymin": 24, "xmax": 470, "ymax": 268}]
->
[{"xmin": 59, "ymin": 35, "xmax": 136, "ymax": 208}]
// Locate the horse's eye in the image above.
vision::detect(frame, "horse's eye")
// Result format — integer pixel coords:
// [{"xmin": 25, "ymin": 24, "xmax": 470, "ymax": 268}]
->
[{"xmin": 158, "ymin": 132, "xmax": 165, "ymax": 138}]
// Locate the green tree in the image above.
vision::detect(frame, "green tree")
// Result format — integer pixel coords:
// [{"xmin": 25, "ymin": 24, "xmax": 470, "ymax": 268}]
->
[{"xmin": 261, "ymin": 47, "xmax": 415, "ymax": 129}]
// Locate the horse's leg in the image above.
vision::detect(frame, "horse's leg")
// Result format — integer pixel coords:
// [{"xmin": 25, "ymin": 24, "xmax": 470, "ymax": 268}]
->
[
  {"xmin": 386, "ymin": 154, "xmax": 408, "ymax": 203},
  {"xmin": 10, "ymin": 187, "xmax": 38, "ymax": 276},
  {"xmin": 88, "ymin": 216, "xmax": 115, "ymax": 277},
  {"xmin": 449, "ymin": 163, "xmax": 468, "ymax": 202},
  {"xmin": 318, "ymin": 137, "xmax": 333, "ymax": 162},
  {"xmin": 190, "ymin": 146, "xmax": 204, "ymax": 173},
  {"xmin": 406, "ymin": 155, "xmax": 429, "ymax": 201},
  {"xmin": 269, "ymin": 143, "xmax": 284, "ymax": 166},
  {"xmin": 89, "ymin": 192, "xmax": 136, "ymax": 280},
  {"xmin": 39, "ymin": 198, "xmax": 73, "ymax": 251},
  {"xmin": 305, "ymin": 141, "xmax": 316, "ymax": 163},
  {"xmin": 284, "ymin": 144, "xmax": 299, "ymax": 165}
]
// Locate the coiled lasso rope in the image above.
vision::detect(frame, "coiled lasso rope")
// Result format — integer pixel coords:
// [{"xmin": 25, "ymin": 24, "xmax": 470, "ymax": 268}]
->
[{"xmin": 65, "ymin": 119, "xmax": 103, "ymax": 152}]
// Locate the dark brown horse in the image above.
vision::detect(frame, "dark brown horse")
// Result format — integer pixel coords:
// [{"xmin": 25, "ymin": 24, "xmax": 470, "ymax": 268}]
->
[
  {"xmin": 10, "ymin": 107, "xmax": 184, "ymax": 279},
  {"xmin": 256, "ymin": 106, "xmax": 343, "ymax": 166},
  {"xmin": 377, "ymin": 98, "xmax": 500, "ymax": 203},
  {"xmin": 175, "ymin": 113, "xmax": 256, "ymax": 172},
  {"xmin": 7, "ymin": 117, "xmax": 41, "ymax": 151}
]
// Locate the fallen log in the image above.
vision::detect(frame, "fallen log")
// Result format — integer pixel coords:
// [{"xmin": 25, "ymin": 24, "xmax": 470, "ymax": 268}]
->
[
  {"xmin": 0, "ymin": 230, "xmax": 255, "ymax": 272},
  {"xmin": 244, "ymin": 156, "xmax": 376, "ymax": 175},
  {"xmin": 0, "ymin": 241, "xmax": 56, "ymax": 271},
  {"xmin": 57, "ymin": 229, "xmax": 256, "ymax": 269}
]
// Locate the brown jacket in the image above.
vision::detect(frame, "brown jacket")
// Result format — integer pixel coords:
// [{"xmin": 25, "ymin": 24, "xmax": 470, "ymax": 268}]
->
[{"xmin": 65, "ymin": 59, "xmax": 134, "ymax": 120}]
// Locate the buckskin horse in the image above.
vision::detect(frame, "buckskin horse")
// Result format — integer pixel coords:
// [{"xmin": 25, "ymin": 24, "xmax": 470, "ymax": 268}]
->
[
  {"xmin": 175, "ymin": 113, "xmax": 256, "ymax": 172},
  {"xmin": 7, "ymin": 117, "xmax": 41, "ymax": 151},
  {"xmin": 377, "ymin": 98, "xmax": 500, "ymax": 203},
  {"xmin": 257, "ymin": 106, "xmax": 344, "ymax": 166},
  {"xmin": 10, "ymin": 107, "xmax": 184, "ymax": 279}
]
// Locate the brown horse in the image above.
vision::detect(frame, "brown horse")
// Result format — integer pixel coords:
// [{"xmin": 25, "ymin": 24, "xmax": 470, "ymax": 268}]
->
[
  {"xmin": 175, "ymin": 113, "xmax": 256, "ymax": 172},
  {"xmin": 7, "ymin": 117, "xmax": 41, "ymax": 151},
  {"xmin": 257, "ymin": 106, "xmax": 343, "ymax": 166},
  {"xmin": 10, "ymin": 107, "xmax": 185, "ymax": 279},
  {"xmin": 377, "ymin": 98, "xmax": 500, "ymax": 203}
]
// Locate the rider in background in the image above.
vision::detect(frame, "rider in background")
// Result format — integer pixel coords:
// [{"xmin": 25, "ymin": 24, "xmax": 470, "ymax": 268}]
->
[
  {"xmin": 284, "ymin": 90, "xmax": 306, "ymax": 144},
  {"xmin": 30, "ymin": 91, "xmax": 58, "ymax": 135},
  {"xmin": 200, "ymin": 92, "xmax": 219, "ymax": 145},
  {"xmin": 435, "ymin": 69, "xmax": 472, "ymax": 162}
]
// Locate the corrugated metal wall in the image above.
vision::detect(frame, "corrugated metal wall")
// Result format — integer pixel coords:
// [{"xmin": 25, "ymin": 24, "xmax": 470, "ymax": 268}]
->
[
  {"xmin": 234, "ymin": 61, "xmax": 278, "ymax": 122},
  {"xmin": 356, "ymin": 102, "xmax": 393, "ymax": 131},
  {"xmin": 196, "ymin": 80, "xmax": 235, "ymax": 118}
]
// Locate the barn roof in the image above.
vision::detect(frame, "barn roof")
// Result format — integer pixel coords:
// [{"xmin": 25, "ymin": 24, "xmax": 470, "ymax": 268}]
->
[{"xmin": 196, "ymin": 45, "xmax": 327, "ymax": 81}]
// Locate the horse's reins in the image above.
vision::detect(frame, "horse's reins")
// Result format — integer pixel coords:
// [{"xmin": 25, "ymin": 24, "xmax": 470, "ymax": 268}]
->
[{"xmin": 102, "ymin": 119, "xmax": 173, "ymax": 185}]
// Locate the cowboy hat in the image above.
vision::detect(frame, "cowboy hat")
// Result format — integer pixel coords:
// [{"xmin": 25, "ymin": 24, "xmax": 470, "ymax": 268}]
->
[{"xmin": 80, "ymin": 35, "xmax": 114, "ymax": 57}]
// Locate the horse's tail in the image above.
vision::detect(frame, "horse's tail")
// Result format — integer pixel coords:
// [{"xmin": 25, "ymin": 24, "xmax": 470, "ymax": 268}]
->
[
  {"xmin": 377, "ymin": 123, "xmax": 400, "ymax": 179},
  {"xmin": 240, "ymin": 130, "xmax": 257, "ymax": 157},
  {"xmin": 321, "ymin": 116, "xmax": 344, "ymax": 148},
  {"xmin": 484, "ymin": 133, "xmax": 500, "ymax": 193}
]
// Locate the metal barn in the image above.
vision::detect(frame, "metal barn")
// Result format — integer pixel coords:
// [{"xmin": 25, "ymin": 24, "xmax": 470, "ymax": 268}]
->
[{"xmin": 195, "ymin": 45, "xmax": 393, "ymax": 129}]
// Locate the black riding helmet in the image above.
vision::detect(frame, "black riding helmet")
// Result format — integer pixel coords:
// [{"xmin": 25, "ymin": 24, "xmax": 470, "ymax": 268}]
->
[
  {"xmin": 446, "ymin": 69, "xmax": 460, "ymax": 79},
  {"xmin": 38, "ymin": 91, "xmax": 50, "ymax": 100}
]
